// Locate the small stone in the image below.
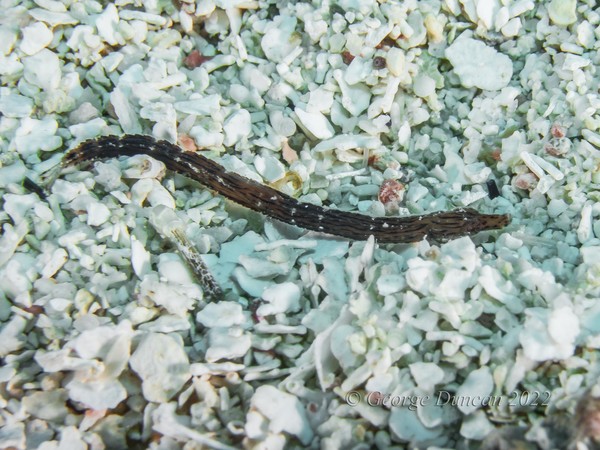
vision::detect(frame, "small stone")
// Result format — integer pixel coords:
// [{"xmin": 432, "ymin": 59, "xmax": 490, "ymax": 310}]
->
[
  {"xmin": 223, "ymin": 109, "xmax": 252, "ymax": 146},
  {"xmin": 413, "ymin": 74, "xmax": 436, "ymax": 97},
  {"xmin": 520, "ymin": 307, "xmax": 579, "ymax": 361},
  {"xmin": 196, "ymin": 302, "xmax": 247, "ymax": 328},
  {"xmin": 333, "ymin": 70, "xmax": 371, "ymax": 117},
  {"xmin": 96, "ymin": 3, "xmax": 122, "ymax": 46},
  {"xmin": 0, "ymin": 92, "xmax": 34, "ymax": 118},
  {"xmin": 460, "ymin": 410, "xmax": 494, "ymax": 439},
  {"xmin": 455, "ymin": 367, "xmax": 494, "ymax": 414},
  {"xmin": 501, "ymin": 18, "xmax": 521, "ymax": 37},
  {"xmin": 19, "ymin": 22, "xmax": 54, "ymax": 55},
  {"xmin": 22, "ymin": 390, "xmax": 69, "ymax": 421},
  {"xmin": 372, "ymin": 56, "xmax": 386, "ymax": 69},
  {"xmin": 205, "ymin": 327, "xmax": 252, "ymax": 362},
  {"xmin": 131, "ymin": 236, "xmax": 151, "ymax": 278},
  {"xmin": 409, "ymin": 362, "xmax": 444, "ymax": 392},
  {"xmin": 389, "ymin": 407, "xmax": 442, "ymax": 443},
  {"xmin": 184, "ymin": 50, "xmax": 212, "ymax": 68},
  {"xmin": 294, "ymin": 107, "xmax": 335, "ymax": 139},
  {"xmin": 249, "ymin": 385, "xmax": 314, "ymax": 445},
  {"xmin": 261, "ymin": 16, "xmax": 300, "ymax": 63},
  {"xmin": 445, "ymin": 37, "xmax": 513, "ymax": 91},
  {"xmin": 129, "ymin": 333, "xmax": 190, "ymax": 402},
  {"xmin": 257, "ymin": 282, "xmax": 301, "ymax": 316},
  {"xmin": 86, "ymin": 200, "xmax": 111, "ymax": 226},
  {"xmin": 548, "ymin": 0, "xmax": 577, "ymax": 26},
  {"xmin": 254, "ymin": 154, "xmax": 286, "ymax": 182},
  {"xmin": 22, "ymin": 48, "xmax": 62, "ymax": 91},
  {"xmin": 386, "ymin": 48, "xmax": 405, "ymax": 76}
]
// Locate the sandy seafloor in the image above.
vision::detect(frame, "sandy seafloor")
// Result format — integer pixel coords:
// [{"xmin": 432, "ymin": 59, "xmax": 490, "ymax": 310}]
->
[{"xmin": 1, "ymin": 0, "xmax": 600, "ymax": 449}]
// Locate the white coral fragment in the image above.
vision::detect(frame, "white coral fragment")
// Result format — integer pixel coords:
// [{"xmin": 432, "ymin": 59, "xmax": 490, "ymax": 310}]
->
[
  {"xmin": 261, "ymin": 16, "xmax": 300, "ymax": 63},
  {"xmin": 455, "ymin": 367, "xmax": 494, "ymax": 414},
  {"xmin": 249, "ymin": 385, "xmax": 314, "ymax": 445},
  {"xmin": 294, "ymin": 107, "xmax": 335, "ymax": 139},
  {"xmin": 196, "ymin": 301, "xmax": 247, "ymax": 328},
  {"xmin": 19, "ymin": 22, "xmax": 53, "ymax": 56},
  {"xmin": 548, "ymin": 0, "xmax": 577, "ymax": 26},
  {"xmin": 257, "ymin": 282, "xmax": 301, "ymax": 316},
  {"xmin": 22, "ymin": 49, "xmax": 62, "ymax": 91},
  {"xmin": 445, "ymin": 37, "xmax": 513, "ymax": 90},
  {"xmin": 520, "ymin": 307, "xmax": 580, "ymax": 361},
  {"xmin": 129, "ymin": 333, "xmax": 191, "ymax": 402},
  {"xmin": 205, "ymin": 327, "xmax": 252, "ymax": 362}
]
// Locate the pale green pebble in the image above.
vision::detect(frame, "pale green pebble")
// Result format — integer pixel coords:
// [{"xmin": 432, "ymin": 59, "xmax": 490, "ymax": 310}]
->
[
  {"xmin": 0, "ymin": 93, "xmax": 33, "ymax": 118},
  {"xmin": 101, "ymin": 52, "xmax": 124, "ymax": 72},
  {"xmin": 329, "ymin": 33, "xmax": 346, "ymax": 53},
  {"xmin": 411, "ymin": 362, "xmax": 445, "ymax": 392},
  {"xmin": 19, "ymin": 22, "xmax": 53, "ymax": 56},
  {"xmin": 376, "ymin": 274, "xmax": 406, "ymax": 296},
  {"xmin": 229, "ymin": 84, "xmax": 250, "ymax": 103},
  {"xmin": 348, "ymin": 331, "xmax": 367, "ymax": 354},
  {"xmin": 333, "ymin": 71, "xmax": 371, "ymax": 117},
  {"xmin": 352, "ymin": 184, "xmax": 379, "ymax": 197},
  {"xmin": 231, "ymin": 266, "xmax": 271, "ymax": 297},
  {"xmin": 294, "ymin": 107, "xmax": 334, "ymax": 139},
  {"xmin": 460, "ymin": 411, "xmax": 495, "ymax": 440},
  {"xmin": 22, "ymin": 49, "xmax": 62, "ymax": 92},
  {"xmin": 344, "ymin": 56, "xmax": 371, "ymax": 85},
  {"xmin": 269, "ymin": 110, "xmax": 296, "ymax": 136},
  {"xmin": 389, "ymin": 407, "xmax": 441, "ymax": 443},
  {"xmin": 548, "ymin": 0, "xmax": 577, "ymax": 26},
  {"xmin": 577, "ymin": 21, "xmax": 595, "ymax": 48},
  {"xmin": 261, "ymin": 16, "xmax": 300, "ymax": 63},
  {"xmin": 308, "ymin": 87, "xmax": 334, "ymax": 112},
  {"xmin": 413, "ymin": 74, "xmax": 436, "ymax": 97},
  {"xmin": 43, "ymin": 90, "xmax": 76, "ymax": 114},
  {"xmin": 345, "ymin": 32, "xmax": 364, "ymax": 56},
  {"xmin": 357, "ymin": 200, "xmax": 377, "ymax": 213},
  {"xmin": 223, "ymin": 109, "xmax": 252, "ymax": 146},
  {"xmin": 547, "ymin": 199, "xmax": 568, "ymax": 218},
  {"xmin": 68, "ymin": 117, "xmax": 108, "ymax": 141},
  {"xmin": 501, "ymin": 17, "xmax": 521, "ymax": 37},
  {"xmin": 399, "ymin": 10, "xmax": 427, "ymax": 49},
  {"xmin": 0, "ymin": 28, "xmax": 17, "ymax": 55},
  {"xmin": 254, "ymin": 154, "xmax": 285, "ymax": 182},
  {"xmin": 129, "ymin": 333, "xmax": 190, "ymax": 403},
  {"xmin": 594, "ymin": 220, "xmax": 600, "ymax": 240}
]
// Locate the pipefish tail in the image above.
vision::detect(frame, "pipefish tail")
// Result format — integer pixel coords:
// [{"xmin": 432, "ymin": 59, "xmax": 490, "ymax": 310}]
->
[{"xmin": 60, "ymin": 135, "xmax": 511, "ymax": 243}]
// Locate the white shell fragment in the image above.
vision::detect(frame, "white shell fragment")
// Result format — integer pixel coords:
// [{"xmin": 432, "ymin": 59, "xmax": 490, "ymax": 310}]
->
[
  {"xmin": 548, "ymin": 0, "xmax": 577, "ymax": 26},
  {"xmin": 223, "ymin": 109, "xmax": 252, "ymax": 146},
  {"xmin": 196, "ymin": 301, "xmax": 247, "ymax": 328},
  {"xmin": 131, "ymin": 235, "xmax": 151, "ymax": 278},
  {"xmin": 454, "ymin": 367, "xmax": 494, "ymax": 415},
  {"xmin": 445, "ymin": 37, "xmax": 513, "ymax": 90},
  {"xmin": 520, "ymin": 307, "xmax": 580, "ymax": 361},
  {"xmin": 22, "ymin": 49, "xmax": 62, "ymax": 92},
  {"xmin": 0, "ymin": 92, "xmax": 34, "ymax": 118},
  {"xmin": 20, "ymin": 22, "xmax": 54, "ymax": 55},
  {"xmin": 257, "ymin": 282, "xmax": 301, "ymax": 316},
  {"xmin": 129, "ymin": 333, "xmax": 191, "ymax": 403},
  {"xmin": 248, "ymin": 385, "xmax": 313, "ymax": 445},
  {"xmin": 205, "ymin": 327, "xmax": 252, "ymax": 362},
  {"xmin": 294, "ymin": 107, "xmax": 335, "ymax": 139},
  {"xmin": 261, "ymin": 16, "xmax": 300, "ymax": 63}
]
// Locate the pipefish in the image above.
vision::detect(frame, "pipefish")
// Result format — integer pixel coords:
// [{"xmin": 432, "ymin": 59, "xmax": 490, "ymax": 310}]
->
[{"xmin": 59, "ymin": 134, "xmax": 511, "ymax": 243}]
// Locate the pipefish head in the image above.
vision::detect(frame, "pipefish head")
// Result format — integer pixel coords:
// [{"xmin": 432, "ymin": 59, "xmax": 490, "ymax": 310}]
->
[
  {"xmin": 456, "ymin": 208, "xmax": 512, "ymax": 233},
  {"xmin": 428, "ymin": 208, "xmax": 511, "ymax": 241}
]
